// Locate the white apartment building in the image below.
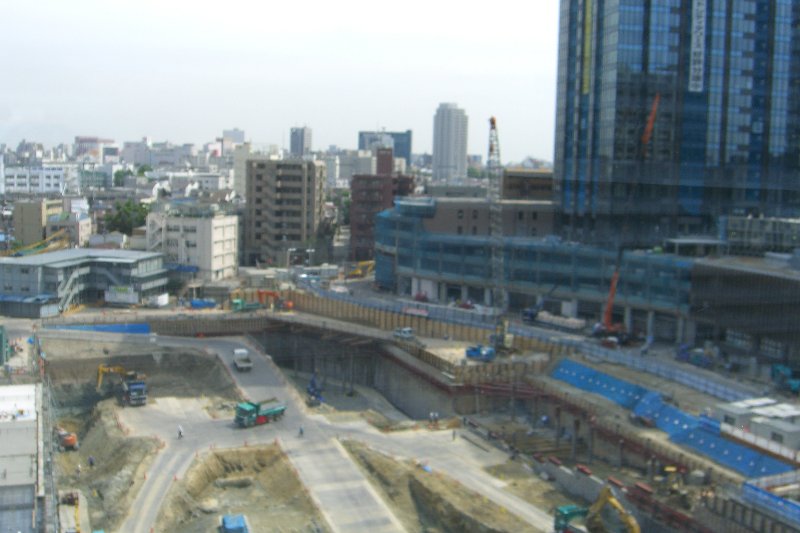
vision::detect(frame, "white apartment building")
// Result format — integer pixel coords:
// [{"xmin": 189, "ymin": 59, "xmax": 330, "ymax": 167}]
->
[
  {"xmin": 432, "ymin": 103, "xmax": 469, "ymax": 182},
  {"xmin": 146, "ymin": 205, "xmax": 238, "ymax": 281},
  {"xmin": 0, "ymin": 165, "xmax": 70, "ymax": 194}
]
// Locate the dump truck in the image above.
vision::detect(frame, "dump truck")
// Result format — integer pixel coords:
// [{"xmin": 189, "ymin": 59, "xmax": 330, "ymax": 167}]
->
[
  {"xmin": 231, "ymin": 299, "xmax": 263, "ymax": 313},
  {"xmin": 234, "ymin": 399, "xmax": 286, "ymax": 428},
  {"xmin": 97, "ymin": 365, "xmax": 148, "ymax": 406},
  {"xmin": 233, "ymin": 349, "xmax": 253, "ymax": 372}
]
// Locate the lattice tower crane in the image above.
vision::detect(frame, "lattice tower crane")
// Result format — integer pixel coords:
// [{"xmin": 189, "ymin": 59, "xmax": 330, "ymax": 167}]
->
[{"xmin": 487, "ymin": 117, "xmax": 506, "ymax": 311}]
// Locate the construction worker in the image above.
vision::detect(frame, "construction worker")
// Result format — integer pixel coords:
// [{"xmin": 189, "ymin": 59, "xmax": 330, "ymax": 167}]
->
[
  {"xmin": 299, "ymin": 425, "xmax": 304, "ymax": 437},
  {"xmin": 177, "ymin": 425, "xmax": 183, "ymax": 439}
]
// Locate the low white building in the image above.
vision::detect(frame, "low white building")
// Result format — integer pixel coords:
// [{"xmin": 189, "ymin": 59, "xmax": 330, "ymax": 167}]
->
[
  {"xmin": 146, "ymin": 203, "xmax": 238, "ymax": 281},
  {"xmin": 1, "ymin": 164, "xmax": 72, "ymax": 194}
]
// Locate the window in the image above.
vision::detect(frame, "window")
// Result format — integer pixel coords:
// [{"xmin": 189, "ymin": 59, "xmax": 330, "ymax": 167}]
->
[
  {"xmin": 457, "ymin": 209, "xmax": 464, "ymax": 220},
  {"xmin": 472, "ymin": 210, "xmax": 478, "ymax": 220},
  {"xmin": 771, "ymin": 432, "xmax": 784, "ymax": 444},
  {"xmin": 723, "ymin": 415, "xmax": 735, "ymax": 425},
  {"xmin": 517, "ymin": 211, "xmax": 524, "ymax": 221},
  {"xmin": 472, "ymin": 226, "xmax": 477, "ymax": 235},
  {"xmin": 457, "ymin": 226, "xmax": 463, "ymax": 235}
]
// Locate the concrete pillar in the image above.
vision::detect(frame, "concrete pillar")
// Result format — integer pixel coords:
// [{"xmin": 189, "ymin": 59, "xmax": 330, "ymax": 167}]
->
[
  {"xmin": 555, "ymin": 407, "xmax": 562, "ymax": 447},
  {"xmin": 561, "ymin": 299, "xmax": 578, "ymax": 318},
  {"xmin": 624, "ymin": 306, "xmax": 633, "ymax": 332},
  {"xmin": 571, "ymin": 419, "xmax": 580, "ymax": 461},
  {"xmin": 646, "ymin": 310, "xmax": 655, "ymax": 339},
  {"xmin": 484, "ymin": 287, "xmax": 491, "ymax": 306},
  {"xmin": 685, "ymin": 319, "xmax": 697, "ymax": 345},
  {"xmin": 677, "ymin": 316, "xmax": 685, "ymax": 344}
]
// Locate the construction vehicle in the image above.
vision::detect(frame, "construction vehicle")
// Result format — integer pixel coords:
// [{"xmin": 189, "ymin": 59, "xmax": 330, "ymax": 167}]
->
[
  {"xmin": 234, "ymin": 399, "xmax": 286, "ymax": 428},
  {"xmin": 555, "ymin": 485, "xmax": 640, "ymax": 533},
  {"xmin": 465, "ymin": 345, "xmax": 496, "ymax": 362},
  {"xmin": 346, "ymin": 260, "xmax": 375, "ymax": 279},
  {"xmin": 772, "ymin": 364, "xmax": 800, "ymax": 394},
  {"xmin": 55, "ymin": 427, "xmax": 79, "ymax": 451},
  {"xmin": 233, "ymin": 349, "xmax": 253, "ymax": 372},
  {"xmin": 96, "ymin": 364, "xmax": 148, "ymax": 406},
  {"xmin": 231, "ymin": 299, "xmax": 263, "ymax": 313}
]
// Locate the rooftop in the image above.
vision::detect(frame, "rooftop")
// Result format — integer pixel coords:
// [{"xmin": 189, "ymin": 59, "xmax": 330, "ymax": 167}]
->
[
  {"xmin": 0, "ymin": 384, "xmax": 38, "ymax": 489},
  {"xmin": 0, "ymin": 248, "xmax": 162, "ymax": 268}
]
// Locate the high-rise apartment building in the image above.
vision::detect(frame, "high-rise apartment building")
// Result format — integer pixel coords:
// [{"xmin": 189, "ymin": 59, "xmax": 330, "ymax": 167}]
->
[
  {"xmin": 244, "ymin": 160, "xmax": 325, "ymax": 266},
  {"xmin": 555, "ymin": 0, "xmax": 800, "ymax": 245},
  {"xmin": 358, "ymin": 130, "xmax": 413, "ymax": 166},
  {"xmin": 432, "ymin": 103, "xmax": 468, "ymax": 182},
  {"xmin": 290, "ymin": 127, "xmax": 312, "ymax": 157}
]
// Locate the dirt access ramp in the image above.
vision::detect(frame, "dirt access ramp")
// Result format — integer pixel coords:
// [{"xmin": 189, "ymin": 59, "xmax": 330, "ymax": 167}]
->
[
  {"xmin": 55, "ymin": 400, "xmax": 160, "ymax": 532},
  {"xmin": 343, "ymin": 440, "xmax": 542, "ymax": 533},
  {"xmin": 155, "ymin": 444, "xmax": 329, "ymax": 533}
]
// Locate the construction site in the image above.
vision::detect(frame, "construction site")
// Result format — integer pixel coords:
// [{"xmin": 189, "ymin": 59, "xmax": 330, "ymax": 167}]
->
[{"xmin": 0, "ymin": 278, "xmax": 795, "ymax": 533}]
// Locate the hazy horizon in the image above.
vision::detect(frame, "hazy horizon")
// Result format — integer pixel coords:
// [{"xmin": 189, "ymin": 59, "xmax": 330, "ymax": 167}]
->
[{"xmin": 0, "ymin": 1, "xmax": 559, "ymax": 163}]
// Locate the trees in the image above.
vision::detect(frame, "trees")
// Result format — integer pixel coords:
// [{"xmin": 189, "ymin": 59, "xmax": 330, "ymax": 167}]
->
[
  {"xmin": 105, "ymin": 200, "xmax": 149, "ymax": 235},
  {"xmin": 113, "ymin": 169, "xmax": 134, "ymax": 187}
]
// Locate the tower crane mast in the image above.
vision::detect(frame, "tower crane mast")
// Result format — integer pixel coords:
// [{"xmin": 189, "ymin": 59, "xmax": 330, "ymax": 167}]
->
[{"xmin": 487, "ymin": 117, "xmax": 506, "ymax": 311}]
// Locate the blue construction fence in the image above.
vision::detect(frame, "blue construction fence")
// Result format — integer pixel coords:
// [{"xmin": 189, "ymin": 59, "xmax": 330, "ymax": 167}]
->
[
  {"xmin": 551, "ymin": 359, "xmax": 794, "ymax": 479},
  {"xmin": 46, "ymin": 323, "xmax": 152, "ymax": 335}
]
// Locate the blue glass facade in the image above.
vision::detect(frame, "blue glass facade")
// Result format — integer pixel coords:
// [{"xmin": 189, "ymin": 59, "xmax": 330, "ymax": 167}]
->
[
  {"xmin": 358, "ymin": 130, "xmax": 413, "ymax": 166},
  {"xmin": 375, "ymin": 202, "xmax": 692, "ymax": 314},
  {"xmin": 555, "ymin": 0, "xmax": 800, "ymax": 245}
]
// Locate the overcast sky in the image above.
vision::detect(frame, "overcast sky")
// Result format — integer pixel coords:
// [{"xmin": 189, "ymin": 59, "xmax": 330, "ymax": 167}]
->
[{"xmin": 0, "ymin": 1, "xmax": 559, "ymax": 163}]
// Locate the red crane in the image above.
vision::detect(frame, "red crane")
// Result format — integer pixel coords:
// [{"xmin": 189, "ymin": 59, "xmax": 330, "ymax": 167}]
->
[{"xmin": 641, "ymin": 93, "xmax": 661, "ymax": 158}]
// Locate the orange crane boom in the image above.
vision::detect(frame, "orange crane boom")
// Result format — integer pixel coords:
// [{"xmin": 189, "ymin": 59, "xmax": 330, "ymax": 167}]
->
[{"xmin": 641, "ymin": 93, "xmax": 661, "ymax": 157}]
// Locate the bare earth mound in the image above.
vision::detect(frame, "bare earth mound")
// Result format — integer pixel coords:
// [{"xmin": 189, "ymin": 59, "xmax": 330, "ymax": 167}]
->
[
  {"xmin": 343, "ymin": 440, "xmax": 541, "ymax": 533},
  {"xmin": 55, "ymin": 400, "xmax": 159, "ymax": 532},
  {"xmin": 155, "ymin": 445, "xmax": 329, "ymax": 533}
]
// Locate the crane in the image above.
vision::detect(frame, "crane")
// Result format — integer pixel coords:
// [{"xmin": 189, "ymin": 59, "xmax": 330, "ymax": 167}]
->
[
  {"xmin": 1, "ymin": 228, "xmax": 70, "ymax": 257},
  {"xmin": 487, "ymin": 117, "xmax": 505, "ymax": 312},
  {"xmin": 641, "ymin": 93, "xmax": 661, "ymax": 158}
]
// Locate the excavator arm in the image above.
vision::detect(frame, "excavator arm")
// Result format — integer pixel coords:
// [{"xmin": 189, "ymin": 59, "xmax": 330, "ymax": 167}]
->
[
  {"xmin": 96, "ymin": 364, "xmax": 129, "ymax": 390},
  {"xmin": 585, "ymin": 486, "xmax": 641, "ymax": 533}
]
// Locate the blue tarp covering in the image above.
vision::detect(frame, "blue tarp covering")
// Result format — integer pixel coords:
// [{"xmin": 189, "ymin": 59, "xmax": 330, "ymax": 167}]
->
[
  {"xmin": 672, "ymin": 427, "xmax": 793, "ymax": 478},
  {"xmin": 551, "ymin": 359, "xmax": 795, "ymax": 478},
  {"xmin": 551, "ymin": 358, "xmax": 648, "ymax": 409},
  {"xmin": 48, "ymin": 323, "xmax": 151, "ymax": 334}
]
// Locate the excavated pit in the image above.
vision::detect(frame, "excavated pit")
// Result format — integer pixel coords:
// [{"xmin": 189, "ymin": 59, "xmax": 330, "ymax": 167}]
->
[{"xmin": 154, "ymin": 445, "xmax": 329, "ymax": 532}]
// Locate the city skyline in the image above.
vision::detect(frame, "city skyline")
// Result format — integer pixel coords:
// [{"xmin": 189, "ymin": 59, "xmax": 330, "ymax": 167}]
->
[{"xmin": 0, "ymin": 1, "xmax": 559, "ymax": 163}]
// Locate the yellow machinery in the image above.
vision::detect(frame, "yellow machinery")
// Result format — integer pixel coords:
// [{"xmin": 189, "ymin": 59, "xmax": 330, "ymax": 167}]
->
[
  {"xmin": 96, "ymin": 365, "xmax": 129, "ymax": 390},
  {"xmin": 346, "ymin": 260, "xmax": 375, "ymax": 279},
  {"xmin": 585, "ymin": 486, "xmax": 641, "ymax": 533},
  {"xmin": 1, "ymin": 228, "xmax": 70, "ymax": 257}
]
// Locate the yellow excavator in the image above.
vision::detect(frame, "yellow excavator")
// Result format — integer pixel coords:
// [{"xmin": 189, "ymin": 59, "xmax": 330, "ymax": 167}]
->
[
  {"xmin": 555, "ymin": 485, "xmax": 640, "ymax": 533},
  {"xmin": 346, "ymin": 260, "xmax": 375, "ymax": 279}
]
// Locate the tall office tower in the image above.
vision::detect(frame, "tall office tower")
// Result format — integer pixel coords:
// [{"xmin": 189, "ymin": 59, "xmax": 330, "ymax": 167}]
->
[
  {"xmin": 432, "ymin": 103, "xmax": 468, "ymax": 182},
  {"xmin": 358, "ymin": 130, "xmax": 413, "ymax": 166},
  {"xmin": 554, "ymin": 0, "xmax": 800, "ymax": 246},
  {"xmin": 290, "ymin": 127, "xmax": 312, "ymax": 157}
]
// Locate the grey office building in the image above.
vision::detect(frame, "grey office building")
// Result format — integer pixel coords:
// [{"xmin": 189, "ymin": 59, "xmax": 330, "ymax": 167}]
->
[{"xmin": 290, "ymin": 127, "xmax": 312, "ymax": 157}]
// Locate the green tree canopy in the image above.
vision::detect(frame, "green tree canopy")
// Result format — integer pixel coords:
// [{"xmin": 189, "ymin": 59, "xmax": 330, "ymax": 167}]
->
[
  {"xmin": 114, "ymin": 169, "xmax": 134, "ymax": 187},
  {"xmin": 105, "ymin": 199, "xmax": 149, "ymax": 235}
]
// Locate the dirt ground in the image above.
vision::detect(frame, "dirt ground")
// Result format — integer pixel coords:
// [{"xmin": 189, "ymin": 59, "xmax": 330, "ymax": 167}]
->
[
  {"xmin": 485, "ymin": 460, "xmax": 576, "ymax": 516},
  {"xmin": 343, "ymin": 440, "xmax": 542, "ymax": 533},
  {"xmin": 54, "ymin": 400, "xmax": 160, "ymax": 532},
  {"xmin": 155, "ymin": 445, "xmax": 329, "ymax": 533}
]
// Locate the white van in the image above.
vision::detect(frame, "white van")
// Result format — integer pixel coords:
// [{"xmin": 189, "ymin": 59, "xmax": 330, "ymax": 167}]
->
[
  {"xmin": 393, "ymin": 327, "xmax": 414, "ymax": 340},
  {"xmin": 233, "ymin": 348, "xmax": 249, "ymax": 357}
]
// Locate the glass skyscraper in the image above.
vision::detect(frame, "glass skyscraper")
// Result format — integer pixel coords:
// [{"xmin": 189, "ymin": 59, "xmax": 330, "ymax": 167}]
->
[{"xmin": 554, "ymin": 0, "xmax": 800, "ymax": 245}]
